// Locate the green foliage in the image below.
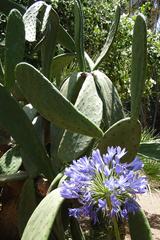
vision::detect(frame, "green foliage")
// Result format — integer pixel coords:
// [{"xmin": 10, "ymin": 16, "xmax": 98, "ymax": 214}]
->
[
  {"xmin": 98, "ymin": 14, "xmax": 147, "ymax": 166},
  {"xmin": 0, "ymin": 1, "xmax": 155, "ymax": 240},
  {"xmin": 143, "ymin": 158, "xmax": 160, "ymax": 181},
  {"xmin": 58, "ymin": 72, "xmax": 103, "ymax": 163},
  {"xmin": 131, "ymin": 14, "xmax": 147, "ymax": 119},
  {"xmin": 74, "ymin": 0, "xmax": 85, "ymax": 71},
  {"xmin": 93, "ymin": 70, "xmax": 124, "ymax": 130},
  {"xmin": 18, "ymin": 178, "xmax": 37, "ymax": 235},
  {"xmin": 139, "ymin": 141, "xmax": 160, "ymax": 162},
  {"xmin": 15, "ymin": 63, "xmax": 103, "ymax": 138},
  {"xmin": 93, "ymin": 6, "xmax": 121, "ymax": 70},
  {"xmin": 0, "ymin": 171, "xmax": 28, "ymax": 183},
  {"xmin": 0, "ymin": 146, "xmax": 22, "ymax": 174},
  {"xmin": 49, "ymin": 0, "xmax": 159, "ymax": 121},
  {"xmin": 0, "ymin": 84, "xmax": 53, "ymax": 180},
  {"xmin": 21, "ymin": 188, "xmax": 64, "ymax": 240},
  {"xmin": 104, "ymin": 13, "xmax": 160, "ymax": 108},
  {"xmin": 101, "ymin": 14, "xmax": 133, "ymax": 101},
  {"xmin": 141, "ymin": 127, "xmax": 157, "ymax": 142},
  {"xmin": 51, "ymin": 53, "xmax": 75, "ymax": 86},
  {"xmin": 51, "ymin": 0, "xmax": 127, "ymax": 54},
  {"xmin": 41, "ymin": 8, "xmax": 59, "ymax": 78},
  {"xmin": 1, "ymin": 0, "xmax": 159, "ymax": 112},
  {"xmin": 98, "ymin": 118, "xmax": 141, "ymax": 163},
  {"xmin": 4, "ymin": 9, "xmax": 25, "ymax": 90},
  {"xmin": 128, "ymin": 209, "xmax": 152, "ymax": 240},
  {"xmin": 140, "ymin": 128, "xmax": 160, "ymax": 181},
  {"xmin": 70, "ymin": 217, "xmax": 85, "ymax": 240}
]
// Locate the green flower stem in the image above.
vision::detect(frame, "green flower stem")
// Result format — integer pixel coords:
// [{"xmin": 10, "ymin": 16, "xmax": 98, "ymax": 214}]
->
[
  {"xmin": 107, "ymin": 197, "xmax": 121, "ymax": 240},
  {"xmin": 112, "ymin": 215, "xmax": 121, "ymax": 240}
]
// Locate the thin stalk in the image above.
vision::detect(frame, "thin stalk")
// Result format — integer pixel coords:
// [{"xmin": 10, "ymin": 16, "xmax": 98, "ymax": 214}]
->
[
  {"xmin": 112, "ymin": 216, "xmax": 121, "ymax": 240},
  {"xmin": 107, "ymin": 197, "xmax": 121, "ymax": 240}
]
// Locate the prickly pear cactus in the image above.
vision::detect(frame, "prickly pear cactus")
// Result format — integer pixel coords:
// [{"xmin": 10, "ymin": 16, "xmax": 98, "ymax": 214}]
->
[
  {"xmin": 93, "ymin": 70, "xmax": 124, "ymax": 129},
  {"xmin": 4, "ymin": 8, "xmax": 25, "ymax": 94},
  {"xmin": 98, "ymin": 14, "xmax": 147, "ymax": 164},
  {"xmin": 0, "ymin": 1, "xmax": 153, "ymax": 240},
  {"xmin": 58, "ymin": 72, "xmax": 103, "ymax": 163},
  {"xmin": 55, "ymin": 3, "xmax": 124, "ymax": 164},
  {"xmin": 23, "ymin": 1, "xmax": 46, "ymax": 42},
  {"xmin": 57, "ymin": 69, "xmax": 124, "ymax": 164}
]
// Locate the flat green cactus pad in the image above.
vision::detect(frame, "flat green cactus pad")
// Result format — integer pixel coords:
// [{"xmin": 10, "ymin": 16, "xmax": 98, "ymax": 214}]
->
[{"xmin": 98, "ymin": 118, "xmax": 141, "ymax": 163}]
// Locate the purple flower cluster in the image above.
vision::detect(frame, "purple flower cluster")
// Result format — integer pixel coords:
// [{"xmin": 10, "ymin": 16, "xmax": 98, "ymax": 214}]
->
[{"xmin": 60, "ymin": 147, "xmax": 147, "ymax": 223}]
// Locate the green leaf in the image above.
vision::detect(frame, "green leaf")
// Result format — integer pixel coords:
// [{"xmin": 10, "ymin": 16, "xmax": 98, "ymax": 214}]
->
[
  {"xmin": 23, "ymin": 1, "xmax": 46, "ymax": 42},
  {"xmin": 98, "ymin": 118, "xmax": 141, "ymax": 163},
  {"xmin": 51, "ymin": 53, "xmax": 75, "ymax": 86},
  {"xmin": 139, "ymin": 140, "xmax": 160, "ymax": 161},
  {"xmin": 84, "ymin": 51, "xmax": 94, "ymax": 71},
  {"xmin": 57, "ymin": 24, "xmax": 75, "ymax": 52},
  {"xmin": 93, "ymin": 70, "xmax": 124, "ymax": 130},
  {"xmin": 41, "ymin": 5, "xmax": 52, "ymax": 33},
  {"xmin": 0, "ymin": 171, "xmax": 28, "ymax": 184},
  {"xmin": 18, "ymin": 178, "xmax": 37, "ymax": 236},
  {"xmin": 21, "ymin": 188, "xmax": 64, "ymax": 240},
  {"xmin": 70, "ymin": 217, "xmax": 86, "ymax": 240},
  {"xmin": 47, "ymin": 172, "xmax": 63, "ymax": 193},
  {"xmin": 128, "ymin": 209, "xmax": 152, "ymax": 240},
  {"xmin": 0, "ymin": 146, "xmax": 22, "ymax": 175},
  {"xmin": 58, "ymin": 73, "xmax": 103, "ymax": 163},
  {"xmin": 16, "ymin": 63, "xmax": 103, "ymax": 138},
  {"xmin": 0, "ymin": 84, "xmax": 53, "ymax": 180},
  {"xmin": 52, "ymin": 210, "xmax": 65, "ymax": 240},
  {"xmin": 93, "ymin": 6, "xmax": 120, "ymax": 70},
  {"xmin": 131, "ymin": 15, "xmax": 147, "ymax": 119},
  {"xmin": 74, "ymin": 0, "xmax": 85, "ymax": 71},
  {"xmin": 32, "ymin": 115, "xmax": 45, "ymax": 145},
  {"xmin": 60, "ymin": 72, "xmax": 86, "ymax": 104},
  {"xmin": 4, "ymin": 9, "xmax": 25, "ymax": 90},
  {"xmin": 41, "ymin": 9, "xmax": 59, "ymax": 79},
  {"xmin": 23, "ymin": 104, "xmax": 37, "ymax": 121},
  {"xmin": 0, "ymin": 0, "xmax": 25, "ymax": 15},
  {"xmin": 50, "ymin": 124, "xmax": 64, "ymax": 174}
]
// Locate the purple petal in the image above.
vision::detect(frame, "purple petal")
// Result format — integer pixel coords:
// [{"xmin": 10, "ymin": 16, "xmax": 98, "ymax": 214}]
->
[
  {"xmin": 91, "ymin": 149, "xmax": 104, "ymax": 171},
  {"xmin": 127, "ymin": 157, "xmax": 144, "ymax": 171},
  {"xmin": 98, "ymin": 199, "xmax": 107, "ymax": 209},
  {"xmin": 104, "ymin": 165, "xmax": 111, "ymax": 176}
]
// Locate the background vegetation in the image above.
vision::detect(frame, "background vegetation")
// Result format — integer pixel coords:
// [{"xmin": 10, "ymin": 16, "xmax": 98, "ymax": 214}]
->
[{"xmin": 1, "ymin": 0, "xmax": 160, "ymax": 130}]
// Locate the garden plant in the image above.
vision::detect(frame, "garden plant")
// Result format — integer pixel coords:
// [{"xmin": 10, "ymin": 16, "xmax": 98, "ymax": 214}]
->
[{"xmin": 0, "ymin": 0, "xmax": 159, "ymax": 239}]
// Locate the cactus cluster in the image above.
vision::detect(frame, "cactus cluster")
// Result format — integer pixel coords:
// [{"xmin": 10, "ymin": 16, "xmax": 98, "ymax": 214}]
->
[{"xmin": 0, "ymin": 0, "xmax": 155, "ymax": 240}]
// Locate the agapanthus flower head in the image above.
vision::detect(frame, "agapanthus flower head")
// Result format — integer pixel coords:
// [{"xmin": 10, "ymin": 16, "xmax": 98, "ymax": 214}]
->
[{"xmin": 60, "ymin": 147, "xmax": 148, "ymax": 223}]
